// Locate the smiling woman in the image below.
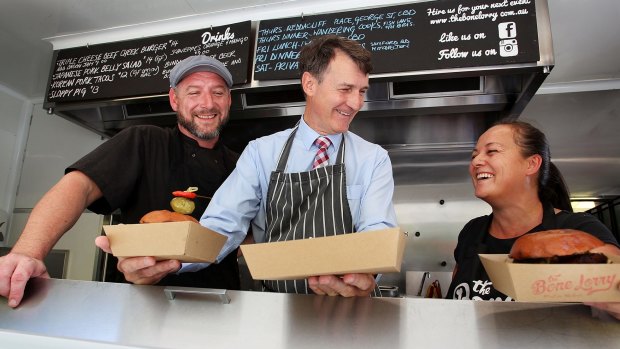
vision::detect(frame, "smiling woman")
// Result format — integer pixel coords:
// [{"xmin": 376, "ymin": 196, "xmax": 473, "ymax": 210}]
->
[
  {"xmin": 469, "ymin": 120, "xmax": 572, "ymax": 212},
  {"xmin": 446, "ymin": 120, "xmax": 620, "ymax": 307}
]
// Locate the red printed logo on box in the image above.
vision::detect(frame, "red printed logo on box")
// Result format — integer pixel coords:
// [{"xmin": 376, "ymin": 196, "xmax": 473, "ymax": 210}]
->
[{"xmin": 531, "ymin": 273, "xmax": 616, "ymax": 296}]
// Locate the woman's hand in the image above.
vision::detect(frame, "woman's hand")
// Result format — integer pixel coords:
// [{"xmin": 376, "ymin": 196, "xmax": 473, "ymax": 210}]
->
[{"xmin": 585, "ymin": 301, "xmax": 620, "ymax": 320}]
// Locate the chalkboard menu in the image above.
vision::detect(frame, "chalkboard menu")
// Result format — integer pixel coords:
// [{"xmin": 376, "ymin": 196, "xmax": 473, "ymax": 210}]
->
[
  {"xmin": 254, "ymin": 0, "xmax": 539, "ymax": 80},
  {"xmin": 46, "ymin": 21, "xmax": 251, "ymax": 103}
]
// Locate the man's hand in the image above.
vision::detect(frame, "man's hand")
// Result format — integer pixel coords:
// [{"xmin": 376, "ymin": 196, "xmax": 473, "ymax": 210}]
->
[
  {"xmin": 0, "ymin": 253, "xmax": 50, "ymax": 308},
  {"xmin": 95, "ymin": 236, "xmax": 180, "ymax": 285},
  {"xmin": 308, "ymin": 273, "xmax": 376, "ymax": 297}
]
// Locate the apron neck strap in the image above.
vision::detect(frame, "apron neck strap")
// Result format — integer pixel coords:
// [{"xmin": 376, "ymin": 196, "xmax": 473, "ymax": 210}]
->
[
  {"xmin": 335, "ymin": 134, "xmax": 346, "ymax": 164},
  {"xmin": 275, "ymin": 127, "xmax": 299, "ymax": 172}
]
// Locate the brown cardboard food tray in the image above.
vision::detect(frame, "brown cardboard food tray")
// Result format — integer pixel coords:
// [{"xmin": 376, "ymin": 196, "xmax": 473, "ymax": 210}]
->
[
  {"xmin": 240, "ymin": 227, "xmax": 405, "ymax": 280},
  {"xmin": 103, "ymin": 221, "xmax": 227, "ymax": 263},
  {"xmin": 479, "ymin": 253, "xmax": 620, "ymax": 302}
]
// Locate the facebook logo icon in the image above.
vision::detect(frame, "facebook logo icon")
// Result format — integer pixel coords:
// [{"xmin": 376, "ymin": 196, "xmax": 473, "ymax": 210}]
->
[{"xmin": 498, "ymin": 22, "xmax": 517, "ymax": 39}]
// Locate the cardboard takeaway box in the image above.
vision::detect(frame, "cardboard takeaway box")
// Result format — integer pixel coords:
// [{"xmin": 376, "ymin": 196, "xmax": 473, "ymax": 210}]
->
[
  {"xmin": 240, "ymin": 227, "xmax": 406, "ymax": 280},
  {"xmin": 479, "ymin": 253, "xmax": 620, "ymax": 302},
  {"xmin": 103, "ymin": 221, "xmax": 227, "ymax": 263}
]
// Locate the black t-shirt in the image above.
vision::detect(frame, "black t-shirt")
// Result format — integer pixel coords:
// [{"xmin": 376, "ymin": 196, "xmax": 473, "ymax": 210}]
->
[
  {"xmin": 67, "ymin": 125, "xmax": 241, "ymax": 289},
  {"xmin": 446, "ymin": 203, "xmax": 619, "ymax": 301}
]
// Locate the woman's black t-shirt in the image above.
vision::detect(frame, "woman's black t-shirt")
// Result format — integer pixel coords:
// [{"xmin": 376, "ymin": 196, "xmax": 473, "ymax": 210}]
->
[{"xmin": 446, "ymin": 203, "xmax": 619, "ymax": 301}]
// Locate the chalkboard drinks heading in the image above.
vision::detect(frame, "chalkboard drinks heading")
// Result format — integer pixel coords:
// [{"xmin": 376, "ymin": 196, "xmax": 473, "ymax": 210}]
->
[
  {"xmin": 46, "ymin": 21, "xmax": 251, "ymax": 103},
  {"xmin": 254, "ymin": 0, "xmax": 539, "ymax": 80}
]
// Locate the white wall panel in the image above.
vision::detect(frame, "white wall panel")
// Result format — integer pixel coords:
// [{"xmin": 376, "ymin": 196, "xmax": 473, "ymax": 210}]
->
[
  {"xmin": 0, "ymin": 89, "xmax": 29, "ymax": 246},
  {"xmin": 15, "ymin": 104, "xmax": 105, "ymax": 209},
  {"xmin": 7, "ymin": 103, "xmax": 105, "ymax": 280}
]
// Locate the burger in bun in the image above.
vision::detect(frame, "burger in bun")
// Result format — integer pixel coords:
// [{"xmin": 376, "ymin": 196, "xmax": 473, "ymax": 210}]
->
[
  {"xmin": 509, "ymin": 229, "xmax": 608, "ymax": 264},
  {"xmin": 139, "ymin": 210, "xmax": 198, "ymax": 224}
]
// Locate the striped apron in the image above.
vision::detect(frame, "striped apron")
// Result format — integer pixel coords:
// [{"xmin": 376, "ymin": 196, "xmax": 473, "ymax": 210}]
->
[{"xmin": 263, "ymin": 127, "xmax": 380, "ymax": 296}]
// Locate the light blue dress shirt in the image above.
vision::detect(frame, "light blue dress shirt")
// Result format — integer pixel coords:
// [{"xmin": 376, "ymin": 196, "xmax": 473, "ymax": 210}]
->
[{"xmin": 180, "ymin": 116, "xmax": 397, "ymax": 272}]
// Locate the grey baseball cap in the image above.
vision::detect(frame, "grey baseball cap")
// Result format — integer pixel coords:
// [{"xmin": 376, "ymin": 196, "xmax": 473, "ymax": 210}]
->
[{"xmin": 169, "ymin": 55, "xmax": 233, "ymax": 88}]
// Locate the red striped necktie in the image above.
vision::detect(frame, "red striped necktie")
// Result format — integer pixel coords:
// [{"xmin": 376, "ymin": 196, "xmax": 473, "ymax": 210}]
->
[{"xmin": 312, "ymin": 136, "xmax": 332, "ymax": 169}]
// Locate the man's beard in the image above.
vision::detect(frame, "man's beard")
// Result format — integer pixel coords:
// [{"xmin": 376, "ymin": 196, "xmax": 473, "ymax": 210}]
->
[{"xmin": 177, "ymin": 113, "xmax": 229, "ymax": 140}]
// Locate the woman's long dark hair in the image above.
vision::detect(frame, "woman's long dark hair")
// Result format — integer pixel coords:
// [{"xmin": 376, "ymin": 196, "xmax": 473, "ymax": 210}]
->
[{"xmin": 493, "ymin": 120, "xmax": 573, "ymax": 212}]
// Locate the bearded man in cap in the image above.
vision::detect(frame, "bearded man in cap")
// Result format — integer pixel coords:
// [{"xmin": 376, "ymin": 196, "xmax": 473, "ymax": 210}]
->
[{"xmin": 0, "ymin": 56, "xmax": 241, "ymax": 308}]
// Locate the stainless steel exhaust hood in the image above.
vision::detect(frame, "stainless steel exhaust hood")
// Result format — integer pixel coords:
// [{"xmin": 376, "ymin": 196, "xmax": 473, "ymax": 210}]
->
[
  {"xmin": 52, "ymin": 67, "xmax": 549, "ymax": 141},
  {"xmin": 52, "ymin": 64, "xmax": 551, "ymax": 185}
]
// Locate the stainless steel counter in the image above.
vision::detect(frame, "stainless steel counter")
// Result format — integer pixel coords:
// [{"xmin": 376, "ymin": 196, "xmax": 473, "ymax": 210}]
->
[{"xmin": 1, "ymin": 278, "xmax": 619, "ymax": 348}]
